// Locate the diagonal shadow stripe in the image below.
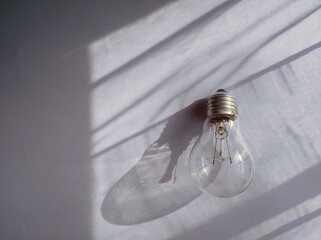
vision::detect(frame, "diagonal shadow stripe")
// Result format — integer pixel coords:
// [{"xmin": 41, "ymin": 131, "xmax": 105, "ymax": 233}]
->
[
  {"xmin": 218, "ymin": 5, "xmax": 321, "ymax": 92},
  {"xmin": 171, "ymin": 163, "xmax": 321, "ymax": 240},
  {"xmin": 226, "ymin": 40, "xmax": 321, "ymax": 91},
  {"xmin": 257, "ymin": 208, "xmax": 321, "ymax": 240},
  {"xmin": 90, "ymin": 0, "xmax": 240, "ymax": 90}
]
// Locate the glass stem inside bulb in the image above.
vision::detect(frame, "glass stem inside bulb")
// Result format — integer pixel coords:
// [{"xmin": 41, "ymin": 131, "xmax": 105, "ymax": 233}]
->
[{"xmin": 212, "ymin": 121, "xmax": 233, "ymax": 165}]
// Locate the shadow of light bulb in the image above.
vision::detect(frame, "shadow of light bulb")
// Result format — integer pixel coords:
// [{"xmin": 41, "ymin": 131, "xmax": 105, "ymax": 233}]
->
[{"xmin": 101, "ymin": 99, "xmax": 207, "ymax": 225}]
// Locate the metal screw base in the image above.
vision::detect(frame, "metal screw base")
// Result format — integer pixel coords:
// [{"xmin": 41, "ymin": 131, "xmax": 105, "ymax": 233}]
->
[{"xmin": 207, "ymin": 89, "xmax": 238, "ymax": 122}]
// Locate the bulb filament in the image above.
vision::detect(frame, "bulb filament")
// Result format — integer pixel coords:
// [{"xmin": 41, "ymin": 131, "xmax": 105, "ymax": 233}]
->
[{"xmin": 213, "ymin": 121, "xmax": 232, "ymax": 165}]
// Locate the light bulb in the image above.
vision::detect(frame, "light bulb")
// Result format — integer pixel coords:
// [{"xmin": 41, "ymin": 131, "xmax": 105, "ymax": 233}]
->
[{"xmin": 189, "ymin": 89, "xmax": 255, "ymax": 198}]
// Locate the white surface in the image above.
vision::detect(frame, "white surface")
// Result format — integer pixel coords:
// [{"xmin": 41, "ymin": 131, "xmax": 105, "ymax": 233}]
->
[{"xmin": 1, "ymin": 0, "xmax": 321, "ymax": 239}]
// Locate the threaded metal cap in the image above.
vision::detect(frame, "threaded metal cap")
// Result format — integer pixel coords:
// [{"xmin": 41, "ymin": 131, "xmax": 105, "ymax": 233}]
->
[{"xmin": 207, "ymin": 89, "xmax": 238, "ymax": 122}]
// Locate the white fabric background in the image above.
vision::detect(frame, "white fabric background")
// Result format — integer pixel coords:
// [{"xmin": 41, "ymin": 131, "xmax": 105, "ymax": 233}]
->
[{"xmin": 1, "ymin": 0, "xmax": 321, "ymax": 239}]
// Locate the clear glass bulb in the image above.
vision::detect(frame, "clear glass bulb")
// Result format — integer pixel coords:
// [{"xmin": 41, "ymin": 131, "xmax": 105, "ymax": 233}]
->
[{"xmin": 189, "ymin": 118, "xmax": 255, "ymax": 198}]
